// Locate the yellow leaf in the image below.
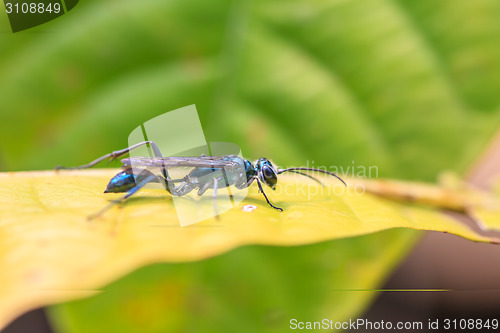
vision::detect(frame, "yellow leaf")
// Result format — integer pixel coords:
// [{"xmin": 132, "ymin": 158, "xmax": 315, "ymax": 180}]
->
[
  {"xmin": 471, "ymin": 207, "xmax": 500, "ymax": 231},
  {"xmin": 468, "ymin": 175, "xmax": 500, "ymax": 231},
  {"xmin": 0, "ymin": 169, "xmax": 498, "ymax": 328},
  {"xmin": 354, "ymin": 177, "xmax": 500, "ymax": 232}
]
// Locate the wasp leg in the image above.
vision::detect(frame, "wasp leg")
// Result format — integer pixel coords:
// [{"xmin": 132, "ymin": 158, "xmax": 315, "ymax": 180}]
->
[
  {"xmin": 169, "ymin": 179, "xmax": 196, "ymax": 197},
  {"xmin": 195, "ymin": 178, "xmax": 221, "ymax": 220},
  {"xmin": 212, "ymin": 178, "xmax": 220, "ymax": 220},
  {"xmin": 220, "ymin": 167, "xmax": 234, "ymax": 201},
  {"xmin": 88, "ymin": 174, "xmax": 157, "ymax": 220},
  {"xmin": 256, "ymin": 178, "xmax": 283, "ymax": 212},
  {"xmin": 56, "ymin": 141, "xmax": 163, "ymax": 170},
  {"xmin": 235, "ymin": 176, "xmax": 255, "ymax": 190}
]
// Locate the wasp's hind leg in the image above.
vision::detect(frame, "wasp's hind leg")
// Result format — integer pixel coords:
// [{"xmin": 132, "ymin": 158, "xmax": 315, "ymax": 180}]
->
[
  {"xmin": 56, "ymin": 141, "xmax": 164, "ymax": 170},
  {"xmin": 89, "ymin": 173, "xmax": 159, "ymax": 220}
]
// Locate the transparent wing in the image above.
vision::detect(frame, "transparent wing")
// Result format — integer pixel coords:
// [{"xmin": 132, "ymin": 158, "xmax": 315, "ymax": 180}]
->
[{"xmin": 121, "ymin": 155, "xmax": 241, "ymax": 169}]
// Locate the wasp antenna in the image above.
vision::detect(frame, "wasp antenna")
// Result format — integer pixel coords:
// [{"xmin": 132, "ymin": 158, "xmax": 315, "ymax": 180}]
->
[
  {"xmin": 281, "ymin": 170, "xmax": 323, "ymax": 186},
  {"xmin": 277, "ymin": 167, "xmax": 347, "ymax": 187}
]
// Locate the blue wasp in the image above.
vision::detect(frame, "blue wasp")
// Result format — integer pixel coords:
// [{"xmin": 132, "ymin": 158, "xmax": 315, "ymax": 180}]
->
[{"xmin": 58, "ymin": 141, "xmax": 346, "ymax": 218}]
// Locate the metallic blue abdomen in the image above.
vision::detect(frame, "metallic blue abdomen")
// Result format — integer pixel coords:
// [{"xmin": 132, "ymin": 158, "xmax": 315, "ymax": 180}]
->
[{"xmin": 105, "ymin": 170, "xmax": 136, "ymax": 193}]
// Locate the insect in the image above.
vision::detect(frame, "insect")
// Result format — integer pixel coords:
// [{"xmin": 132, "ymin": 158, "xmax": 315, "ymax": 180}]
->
[{"xmin": 57, "ymin": 141, "xmax": 346, "ymax": 219}]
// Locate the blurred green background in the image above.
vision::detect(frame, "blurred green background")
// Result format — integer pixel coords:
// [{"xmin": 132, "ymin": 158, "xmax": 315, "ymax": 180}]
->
[{"xmin": 2, "ymin": 0, "xmax": 500, "ymax": 332}]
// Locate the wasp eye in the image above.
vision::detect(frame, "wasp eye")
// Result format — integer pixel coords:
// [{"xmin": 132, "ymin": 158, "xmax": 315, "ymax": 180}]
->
[
  {"xmin": 256, "ymin": 158, "xmax": 278, "ymax": 189},
  {"xmin": 263, "ymin": 166, "xmax": 274, "ymax": 178},
  {"xmin": 262, "ymin": 165, "xmax": 277, "ymax": 189}
]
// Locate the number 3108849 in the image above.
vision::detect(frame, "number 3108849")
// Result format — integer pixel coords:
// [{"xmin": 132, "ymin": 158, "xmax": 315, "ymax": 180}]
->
[{"xmin": 5, "ymin": 2, "xmax": 61, "ymax": 14}]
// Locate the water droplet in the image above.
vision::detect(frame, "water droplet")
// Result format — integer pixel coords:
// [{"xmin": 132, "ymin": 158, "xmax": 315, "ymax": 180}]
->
[{"xmin": 242, "ymin": 205, "xmax": 257, "ymax": 212}]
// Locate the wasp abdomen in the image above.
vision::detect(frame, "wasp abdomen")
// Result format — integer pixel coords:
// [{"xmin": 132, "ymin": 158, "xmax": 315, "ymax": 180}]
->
[{"xmin": 104, "ymin": 169, "xmax": 137, "ymax": 193}]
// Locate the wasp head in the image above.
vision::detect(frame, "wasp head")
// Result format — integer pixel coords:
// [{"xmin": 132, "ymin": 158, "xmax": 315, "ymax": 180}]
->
[{"xmin": 255, "ymin": 158, "xmax": 278, "ymax": 190}]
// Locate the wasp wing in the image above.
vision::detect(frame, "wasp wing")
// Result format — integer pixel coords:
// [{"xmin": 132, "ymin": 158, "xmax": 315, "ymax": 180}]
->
[{"xmin": 121, "ymin": 155, "xmax": 242, "ymax": 169}]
